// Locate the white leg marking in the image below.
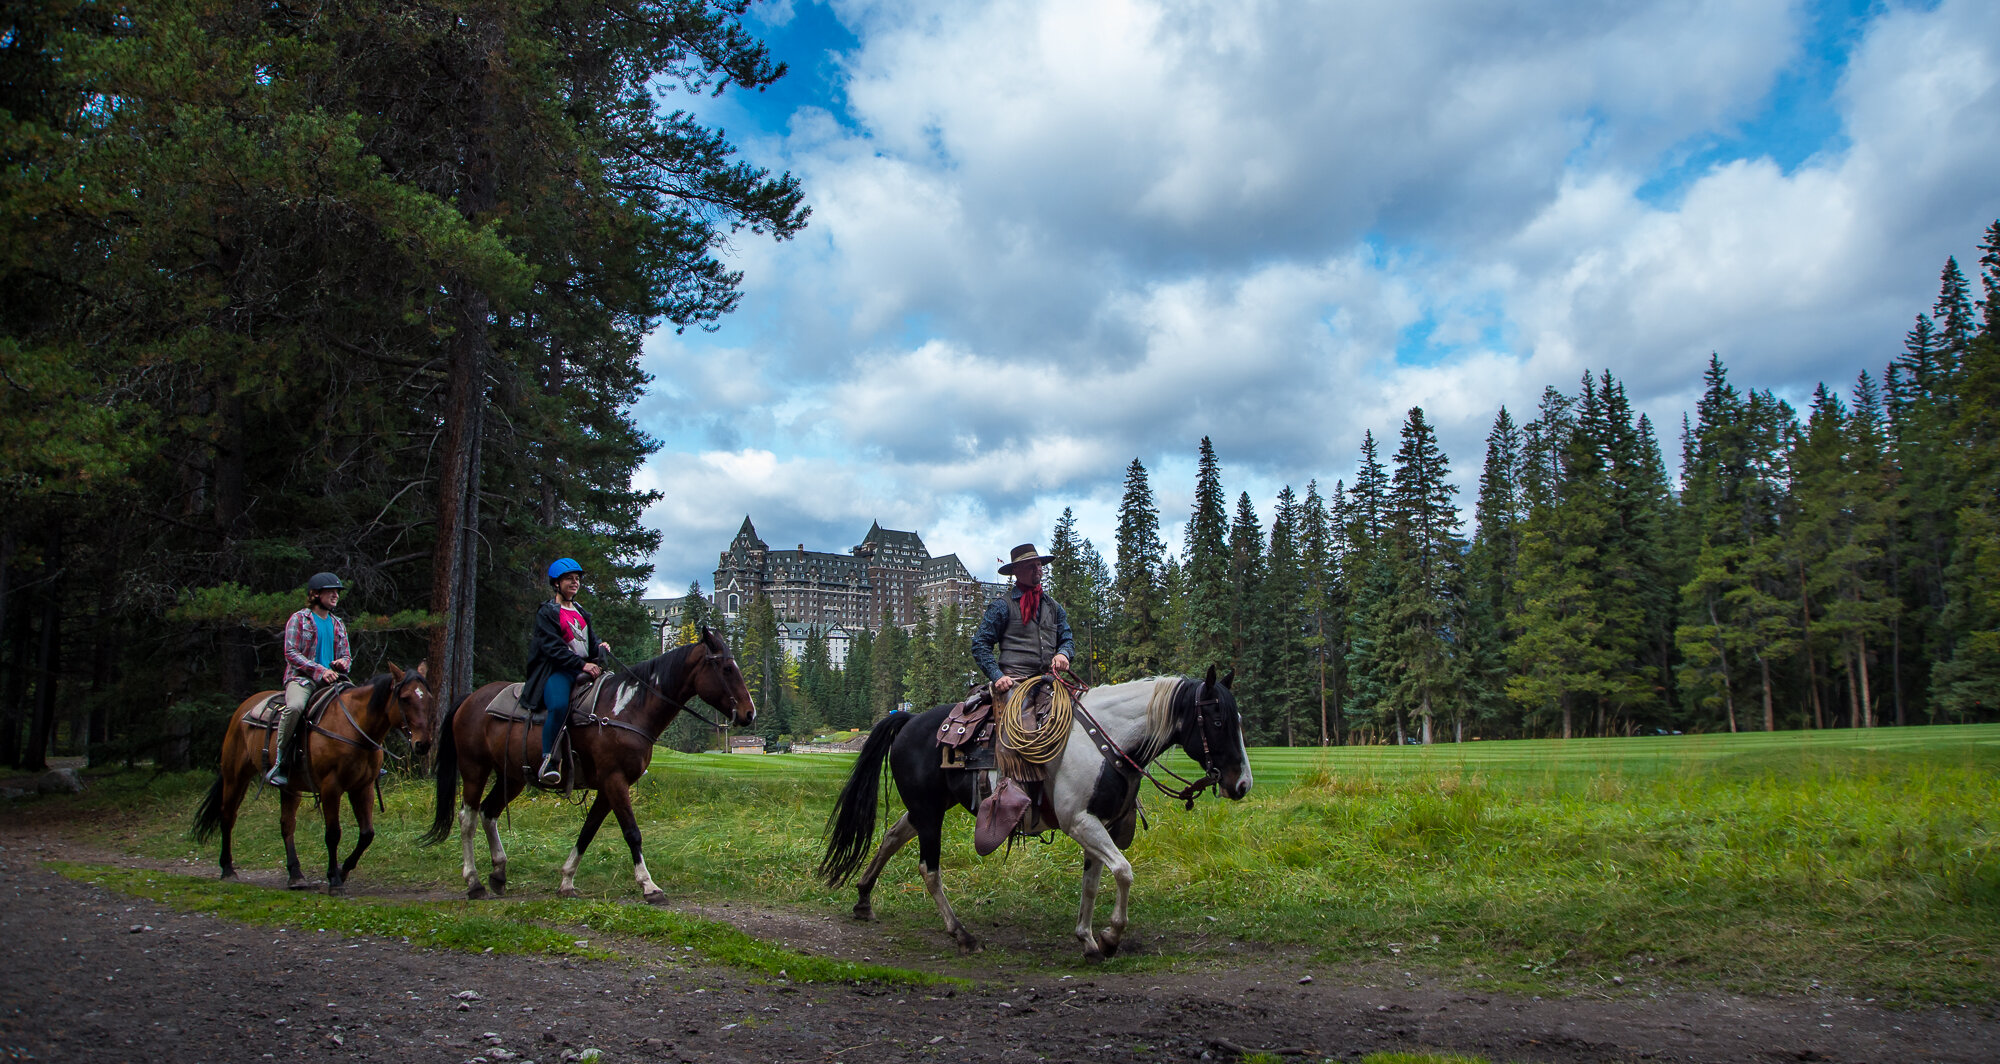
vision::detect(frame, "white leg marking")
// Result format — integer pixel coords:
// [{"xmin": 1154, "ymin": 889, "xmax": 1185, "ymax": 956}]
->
[
  {"xmin": 484, "ymin": 814, "xmax": 506, "ymax": 879},
  {"xmin": 858, "ymin": 814, "xmax": 916, "ymax": 890},
  {"xmin": 1065, "ymin": 815, "xmax": 1132, "ymax": 950},
  {"xmin": 560, "ymin": 846, "xmax": 583, "ymax": 893},
  {"xmin": 919, "ymin": 864, "xmax": 962, "ymax": 936},
  {"xmin": 458, "ymin": 806, "xmax": 478, "ymax": 888},
  {"xmin": 635, "ymin": 857, "xmax": 661, "ymax": 895}
]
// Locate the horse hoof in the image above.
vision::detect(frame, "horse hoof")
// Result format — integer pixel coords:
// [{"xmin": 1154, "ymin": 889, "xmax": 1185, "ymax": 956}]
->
[
  {"xmin": 327, "ymin": 884, "xmax": 345, "ymax": 896},
  {"xmin": 952, "ymin": 931, "xmax": 981, "ymax": 954},
  {"xmin": 487, "ymin": 874, "xmax": 506, "ymax": 897},
  {"xmin": 218, "ymin": 869, "xmax": 236, "ymax": 881},
  {"xmin": 1098, "ymin": 930, "xmax": 1122, "ymax": 958},
  {"xmin": 287, "ymin": 878, "xmax": 310, "ymax": 891},
  {"xmin": 851, "ymin": 905, "xmax": 873, "ymax": 921},
  {"xmin": 558, "ymin": 887, "xmax": 580, "ymax": 899},
  {"xmin": 467, "ymin": 884, "xmax": 488, "ymax": 900},
  {"xmin": 643, "ymin": 890, "xmax": 670, "ymax": 906},
  {"xmin": 1083, "ymin": 949, "xmax": 1105, "ymax": 964}
]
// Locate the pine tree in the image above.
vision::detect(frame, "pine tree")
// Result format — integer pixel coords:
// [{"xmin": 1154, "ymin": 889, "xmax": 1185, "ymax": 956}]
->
[
  {"xmin": 1227, "ymin": 492, "xmax": 1267, "ymax": 708},
  {"xmin": 1259, "ymin": 487, "xmax": 1313, "ymax": 744},
  {"xmin": 1933, "ymin": 221, "xmax": 2000, "ymax": 716},
  {"xmin": 1467, "ymin": 407, "xmax": 1525, "ymax": 733},
  {"xmin": 869, "ymin": 606, "xmax": 907, "ymax": 719},
  {"xmin": 1385, "ymin": 408, "xmax": 1467, "ymax": 743},
  {"xmin": 1299, "ymin": 480, "xmax": 1339, "ymax": 744},
  {"xmin": 1111, "ymin": 459, "xmax": 1166, "ymax": 680},
  {"xmin": 1182, "ymin": 438, "xmax": 1233, "ymax": 673}
]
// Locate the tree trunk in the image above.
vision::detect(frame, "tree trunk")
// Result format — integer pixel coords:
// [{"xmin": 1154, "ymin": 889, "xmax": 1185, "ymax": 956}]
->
[
  {"xmin": 1856, "ymin": 632, "xmax": 1875, "ymax": 728},
  {"xmin": 1560, "ymin": 691, "xmax": 1572, "ymax": 740},
  {"xmin": 1844, "ymin": 646, "xmax": 1861, "ymax": 728},
  {"xmin": 1317, "ymin": 651, "xmax": 1328, "ymax": 746},
  {"xmin": 1420, "ymin": 693, "xmax": 1432, "ymax": 745},
  {"xmin": 1891, "ymin": 621, "xmax": 1906, "ymax": 726},
  {"xmin": 1706, "ymin": 596, "xmax": 1736, "ymax": 733},
  {"xmin": 1758, "ymin": 654, "xmax": 1774, "ymax": 731},
  {"xmin": 1799, "ymin": 567, "xmax": 1822, "ymax": 729},
  {"xmin": 427, "ymin": 10, "xmax": 502, "ymax": 718},
  {"xmin": 26, "ymin": 548, "xmax": 59, "ymax": 772}
]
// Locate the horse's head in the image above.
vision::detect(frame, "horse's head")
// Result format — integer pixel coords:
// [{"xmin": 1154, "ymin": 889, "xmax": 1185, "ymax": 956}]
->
[
  {"xmin": 691, "ymin": 626, "xmax": 757, "ymax": 727},
  {"xmin": 1185, "ymin": 665, "xmax": 1252, "ymax": 801},
  {"xmin": 386, "ymin": 661, "xmax": 439, "ymax": 755}
]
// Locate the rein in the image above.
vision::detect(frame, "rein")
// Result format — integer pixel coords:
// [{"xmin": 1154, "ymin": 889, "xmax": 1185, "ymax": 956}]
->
[
  {"xmin": 1057, "ymin": 671, "xmax": 1223, "ymax": 810},
  {"xmin": 597, "ymin": 644, "xmax": 732, "ymax": 735},
  {"xmin": 308, "ymin": 676, "xmax": 418, "ymax": 759}
]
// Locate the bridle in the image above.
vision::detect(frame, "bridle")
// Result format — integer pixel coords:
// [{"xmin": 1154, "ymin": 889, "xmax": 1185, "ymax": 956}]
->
[
  {"xmin": 310, "ymin": 672, "xmax": 426, "ymax": 759},
  {"xmin": 1058, "ymin": 671, "xmax": 1227, "ymax": 810}
]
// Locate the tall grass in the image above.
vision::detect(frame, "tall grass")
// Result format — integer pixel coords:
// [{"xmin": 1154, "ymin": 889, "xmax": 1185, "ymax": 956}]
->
[{"xmin": 30, "ymin": 725, "xmax": 2000, "ymax": 1001}]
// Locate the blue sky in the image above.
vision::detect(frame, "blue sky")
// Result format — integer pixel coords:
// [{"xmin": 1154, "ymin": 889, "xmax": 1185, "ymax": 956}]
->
[{"xmin": 633, "ymin": 0, "xmax": 1999, "ymax": 596}]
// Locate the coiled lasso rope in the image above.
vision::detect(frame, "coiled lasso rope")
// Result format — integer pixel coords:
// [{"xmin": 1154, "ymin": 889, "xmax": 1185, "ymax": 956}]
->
[{"xmin": 994, "ymin": 674, "xmax": 1075, "ymax": 764}]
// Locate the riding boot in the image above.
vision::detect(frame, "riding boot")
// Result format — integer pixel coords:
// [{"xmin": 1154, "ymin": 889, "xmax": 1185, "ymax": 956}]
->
[
  {"xmin": 266, "ymin": 710, "xmax": 300, "ymax": 787},
  {"xmin": 538, "ymin": 752, "xmax": 561, "ymax": 786}
]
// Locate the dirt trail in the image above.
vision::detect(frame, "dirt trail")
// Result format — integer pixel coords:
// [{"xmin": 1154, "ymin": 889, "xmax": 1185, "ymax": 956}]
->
[{"xmin": 1, "ymin": 827, "xmax": 1995, "ymax": 1064}]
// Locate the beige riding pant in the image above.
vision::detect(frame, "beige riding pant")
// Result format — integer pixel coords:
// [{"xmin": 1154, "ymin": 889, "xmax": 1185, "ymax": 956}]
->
[{"xmin": 281, "ymin": 679, "xmax": 313, "ymax": 721}]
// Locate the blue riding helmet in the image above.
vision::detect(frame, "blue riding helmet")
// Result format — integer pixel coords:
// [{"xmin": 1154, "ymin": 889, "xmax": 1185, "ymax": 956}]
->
[{"xmin": 547, "ymin": 557, "xmax": 584, "ymax": 583}]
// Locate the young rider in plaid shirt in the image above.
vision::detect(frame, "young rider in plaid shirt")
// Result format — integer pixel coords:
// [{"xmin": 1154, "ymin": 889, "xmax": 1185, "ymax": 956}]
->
[{"xmin": 266, "ymin": 572, "xmax": 352, "ymax": 786}]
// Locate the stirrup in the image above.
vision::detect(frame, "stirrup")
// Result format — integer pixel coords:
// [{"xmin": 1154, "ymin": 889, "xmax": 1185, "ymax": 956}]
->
[
  {"xmin": 537, "ymin": 754, "xmax": 561, "ymax": 785},
  {"xmin": 264, "ymin": 763, "xmax": 288, "ymax": 787}
]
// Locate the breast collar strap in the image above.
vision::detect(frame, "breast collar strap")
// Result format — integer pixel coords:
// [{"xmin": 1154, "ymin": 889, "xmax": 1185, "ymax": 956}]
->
[{"xmin": 1065, "ymin": 673, "xmax": 1221, "ymax": 810}]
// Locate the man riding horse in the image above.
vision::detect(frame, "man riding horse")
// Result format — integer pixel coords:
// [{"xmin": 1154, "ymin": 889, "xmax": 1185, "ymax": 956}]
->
[
  {"xmin": 266, "ymin": 572, "xmax": 353, "ymax": 786},
  {"xmin": 971, "ymin": 543, "xmax": 1075, "ymax": 696}
]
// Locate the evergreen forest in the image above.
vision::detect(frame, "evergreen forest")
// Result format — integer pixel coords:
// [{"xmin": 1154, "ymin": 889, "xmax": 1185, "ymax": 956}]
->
[
  {"xmin": 3, "ymin": 4, "xmax": 1995, "ymax": 763},
  {"xmin": 0, "ymin": 0, "xmax": 807, "ymax": 768},
  {"xmin": 731, "ymin": 224, "xmax": 2000, "ymax": 747}
]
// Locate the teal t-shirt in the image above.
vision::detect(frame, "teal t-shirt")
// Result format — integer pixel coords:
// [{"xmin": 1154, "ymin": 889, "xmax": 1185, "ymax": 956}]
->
[{"xmin": 313, "ymin": 613, "xmax": 337, "ymax": 669}]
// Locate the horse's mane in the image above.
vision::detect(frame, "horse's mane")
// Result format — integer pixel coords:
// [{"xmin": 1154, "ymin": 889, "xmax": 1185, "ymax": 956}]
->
[
  {"xmin": 1134, "ymin": 678, "xmax": 1185, "ymax": 762},
  {"xmin": 625, "ymin": 641, "xmax": 692, "ymax": 695}
]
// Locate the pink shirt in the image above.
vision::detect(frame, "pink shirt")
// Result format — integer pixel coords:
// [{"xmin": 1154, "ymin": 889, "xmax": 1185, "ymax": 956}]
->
[{"xmin": 558, "ymin": 604, "xmax": 589, "ymax": 657}]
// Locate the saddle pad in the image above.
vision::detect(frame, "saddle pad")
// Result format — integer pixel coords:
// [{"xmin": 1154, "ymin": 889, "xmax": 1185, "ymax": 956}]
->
[
  {"xmin": 246, "ymin": 684, "xmax": 347, "ymax": 729},
  {"xmin": 484, "ymin": 676, "xmax": 605, "ymax": 724},
  {"xmin": 244, "ymin": 693, "xmax": 285, "ymax": 729}
]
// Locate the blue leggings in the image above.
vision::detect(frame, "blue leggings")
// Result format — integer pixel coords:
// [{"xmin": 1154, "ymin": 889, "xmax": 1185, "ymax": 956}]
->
[{"xmin": 541, "ymin": 671, "xmax": 579, "ymax": 757}]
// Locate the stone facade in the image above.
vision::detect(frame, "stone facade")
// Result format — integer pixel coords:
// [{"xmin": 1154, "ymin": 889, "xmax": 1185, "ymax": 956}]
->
[{"xmin": 712, "ymin": 516, "xmax": 1006, "ymax": 634}]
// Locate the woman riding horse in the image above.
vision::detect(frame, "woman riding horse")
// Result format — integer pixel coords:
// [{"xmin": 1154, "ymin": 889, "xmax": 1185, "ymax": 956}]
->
[
  {"xmin": 525, "ymin": 557, "xmax": 611, "ymax": 785},
  {"xmin": 194, "ymin": 662, "xmax": 437, "ymax": 891},
  {"xmin": 424, "ymin": 621, "xmax": 756, "ymax": 902}
]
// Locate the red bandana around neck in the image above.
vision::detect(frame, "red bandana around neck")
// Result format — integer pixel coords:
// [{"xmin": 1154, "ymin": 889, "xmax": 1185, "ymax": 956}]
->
[{"xmin": 1018, "ymin": 584, "xmax": 1041, "ymax": 622}]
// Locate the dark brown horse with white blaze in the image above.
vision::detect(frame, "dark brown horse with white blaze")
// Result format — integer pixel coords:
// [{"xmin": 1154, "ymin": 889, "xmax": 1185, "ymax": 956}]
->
[
  {"xmin": 820, "ymin": 667, "xmax": 1251, "ymax": 961},
  {"xmin": 421, "ymin": 628, "xmax": 755, "ymax": 902},
  {"xmin": 193, "ymin": 663, "xmax": 438, "ymax": 891}
]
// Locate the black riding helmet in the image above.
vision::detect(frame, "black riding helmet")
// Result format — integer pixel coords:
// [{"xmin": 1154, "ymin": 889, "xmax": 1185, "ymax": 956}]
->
[{"xmin": 307, "ymin": 572, "xmax": 345, "ymax": 594}]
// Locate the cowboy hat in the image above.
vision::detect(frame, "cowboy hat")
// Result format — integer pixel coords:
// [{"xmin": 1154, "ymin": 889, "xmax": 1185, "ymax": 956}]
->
[{"xmin": 998, "ymin": 543, "xmax": 1056, "ymax": 576}]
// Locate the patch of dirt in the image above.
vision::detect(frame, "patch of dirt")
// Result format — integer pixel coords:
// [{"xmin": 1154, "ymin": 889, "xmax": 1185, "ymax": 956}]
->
[{"xmin": 2, "ymin": 821, "xmax": 1997, "ymax": 1063}]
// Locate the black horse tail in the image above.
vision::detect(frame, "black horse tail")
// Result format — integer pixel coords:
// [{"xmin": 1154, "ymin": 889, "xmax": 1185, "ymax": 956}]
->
[
  {"xmin": 190, "ymin": 775, "xmax": 225, "ymax": 844},
  {"xmin": 420, "ymin": 693, "xmax": 466, "ymax": 846},
  {"xmin": 819, "ymin": 711, "xmax": 913, "ymax": 887}
]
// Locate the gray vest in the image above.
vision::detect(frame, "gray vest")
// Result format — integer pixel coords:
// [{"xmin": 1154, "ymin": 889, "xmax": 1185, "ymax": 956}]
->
[{"xmin": 996, "ymin": 591, "xmax": 1061, "ymax": 678}]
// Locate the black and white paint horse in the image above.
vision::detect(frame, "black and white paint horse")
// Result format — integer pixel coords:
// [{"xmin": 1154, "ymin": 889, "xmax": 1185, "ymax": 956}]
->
[{"xmin": 820, "ymin": 667, "xmax": 1251, "ymax": 961}]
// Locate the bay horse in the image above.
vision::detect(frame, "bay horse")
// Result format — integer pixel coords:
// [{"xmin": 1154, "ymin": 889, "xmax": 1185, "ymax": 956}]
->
[
  {"xmin": 193, "ymin": 663, "xmax": 438, "ymax": 891},
  {"xmin": 420, "ymin": 627, "xmax": 755, "ymax": 902},
  {"xmin": 820, "ymin": 667, "xmax": 1251, "ymax": 961}
]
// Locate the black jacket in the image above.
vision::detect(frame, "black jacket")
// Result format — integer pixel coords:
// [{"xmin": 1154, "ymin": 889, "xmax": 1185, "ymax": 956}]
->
[{"xmin": 520, "ymin": 599, "xmax": 601, "ymax": 713}]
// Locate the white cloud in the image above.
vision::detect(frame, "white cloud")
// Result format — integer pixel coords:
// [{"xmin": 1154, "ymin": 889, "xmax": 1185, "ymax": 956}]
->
[{"xmin": 636, "ymin": 0, "xmax": 2000, "ymax": 587}]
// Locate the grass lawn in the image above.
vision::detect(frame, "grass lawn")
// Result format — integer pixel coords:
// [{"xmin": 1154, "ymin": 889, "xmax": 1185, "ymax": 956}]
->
[{"xmin": 21, "ymin": 723, "xmax": 1999, "ymax": 1002}]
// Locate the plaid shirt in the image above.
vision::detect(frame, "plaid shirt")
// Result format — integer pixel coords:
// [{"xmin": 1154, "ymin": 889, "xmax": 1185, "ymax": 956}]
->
[{"xmin": 282, "ymin": 608, "xmax": 350, "ymax": 684}]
